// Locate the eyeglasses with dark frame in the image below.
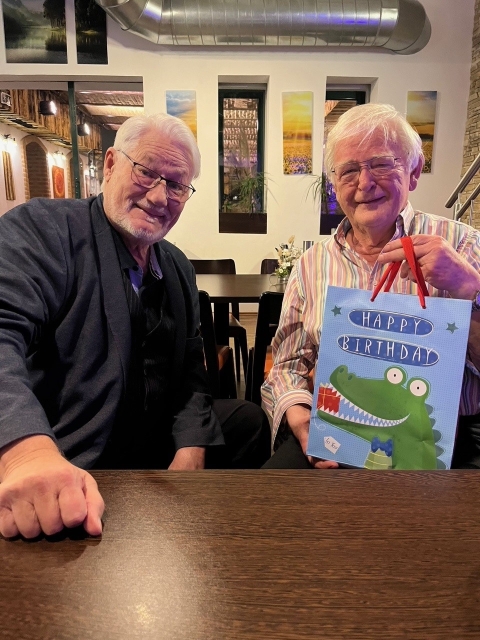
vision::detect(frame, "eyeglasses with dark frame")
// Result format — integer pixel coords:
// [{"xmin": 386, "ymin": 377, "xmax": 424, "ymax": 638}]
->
[
  {"xmin": 119, "ymin": 150, "xmax": 196, "ymax": 202},
  {"xmin": 331, "ymin": 156, "xmax": 402, "ymax": 185}
]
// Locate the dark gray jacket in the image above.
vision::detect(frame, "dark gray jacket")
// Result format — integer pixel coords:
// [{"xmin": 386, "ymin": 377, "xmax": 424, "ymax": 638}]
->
[{"xmin": 0, "ymin": 195, "xmax": 222, "ymax": 468}]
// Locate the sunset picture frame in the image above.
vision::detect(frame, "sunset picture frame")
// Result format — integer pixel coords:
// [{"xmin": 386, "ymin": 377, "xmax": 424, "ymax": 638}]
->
[{"xmin": 406, "ymin": 91, "xmax": 437, "ymax": 173}]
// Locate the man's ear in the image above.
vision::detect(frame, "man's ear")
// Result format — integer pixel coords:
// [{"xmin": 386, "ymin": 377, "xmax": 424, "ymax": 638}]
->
[
  {"xmin": 409, "ymin": 157, "xmax": 424, "ymax": 192},
  {"xmin": 103, "ymin": 148, "xmax": 116, "ymax": 182}
]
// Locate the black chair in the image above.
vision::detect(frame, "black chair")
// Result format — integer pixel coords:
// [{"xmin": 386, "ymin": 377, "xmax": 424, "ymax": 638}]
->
[
  {"xmin": 260, "ymin": 258, "xmax": 278, "ymax": 275},
  {"xmin": 245, "ymin": 291, "xmax": 284, "ymax": 406},
  {"xmin": 198, "ymin": 290, "xmax": 237, "ymax": 400},
  {"xmin": 190, "ymin": 259, "xmax": 248, "ymax": 383}
]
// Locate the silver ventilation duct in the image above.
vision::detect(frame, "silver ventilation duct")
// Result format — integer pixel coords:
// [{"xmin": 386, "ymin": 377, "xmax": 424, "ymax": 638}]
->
[{"xmin": 96, "ymin": 0, "xmax": 431, "ymax": 54}]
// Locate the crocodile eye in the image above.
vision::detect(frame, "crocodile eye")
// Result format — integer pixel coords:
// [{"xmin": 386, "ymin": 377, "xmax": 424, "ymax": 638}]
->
[
  {"xmin": 386, "ymin": 367, "xmax": 405, "ymax": 384},
  {"xmin": 409, "ymin": 379, "xmax": 428, "ymax": 397}
]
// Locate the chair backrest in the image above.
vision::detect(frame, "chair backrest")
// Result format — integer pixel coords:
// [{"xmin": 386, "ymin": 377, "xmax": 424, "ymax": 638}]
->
[
  {"xmin": 198, "ymin": 289, "xmax": 237, "ymax": 399},
  {"xmin": 260, "ymin": 258, "xmax": 278, "ymax": 275},
  {"xmin": 190, "ymin": 259, "xmax": 236, "ymax": 275},
  {"xmin": 246, "ymin": 291, "xmax": 284, "ymax": 405},
  {"xmin": 191, "ymin": 259, "xmax": 239, "ymax": 318},
  {"xmin": 198, "ymin": 290, "xmax": 221, "ymax": 398}
]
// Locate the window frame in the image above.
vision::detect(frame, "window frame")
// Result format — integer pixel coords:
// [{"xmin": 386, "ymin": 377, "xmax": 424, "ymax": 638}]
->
[{"xmin": 218, "ymin": 87, "xmax": 266, "ymax": 214}]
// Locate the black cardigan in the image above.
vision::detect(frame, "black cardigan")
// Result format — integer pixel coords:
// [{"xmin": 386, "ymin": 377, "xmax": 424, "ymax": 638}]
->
[{"xmin": 0, "ymin": 195, "xmax": 223, "ymax": 468}]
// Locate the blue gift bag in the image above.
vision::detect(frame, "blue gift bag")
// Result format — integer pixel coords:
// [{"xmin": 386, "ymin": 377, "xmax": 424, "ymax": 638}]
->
[{"xmin": 307, "ymin": 285, "xmax": 471, "ymax": 469}]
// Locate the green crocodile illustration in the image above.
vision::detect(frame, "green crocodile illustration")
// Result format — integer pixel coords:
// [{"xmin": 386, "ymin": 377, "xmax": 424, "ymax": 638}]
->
[{"xmin": 316, "ymin": 365, "xmax": 443, "ymax": 469}]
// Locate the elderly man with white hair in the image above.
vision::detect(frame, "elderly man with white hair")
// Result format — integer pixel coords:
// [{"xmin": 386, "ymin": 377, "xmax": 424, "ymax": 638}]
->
[
  {"xmin": 0, "ymin": 113, "xmax": 270, "ymax": 539},
  {"xmin": 263, "ymin": 103, "xmax": 480, "ymax": 469}
]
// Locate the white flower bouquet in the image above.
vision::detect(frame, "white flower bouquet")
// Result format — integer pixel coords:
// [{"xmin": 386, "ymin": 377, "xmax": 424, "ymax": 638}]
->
[{"xmin": 274, "ymin": 235, "xmax": 302, "ymax": 279}]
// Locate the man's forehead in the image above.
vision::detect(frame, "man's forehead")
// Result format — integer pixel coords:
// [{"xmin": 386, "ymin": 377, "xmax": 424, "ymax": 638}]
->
[
  {"xmin": 335, "ymin": 134, "xmax": 400, "ymax": 162},
  {"xmin": 130, "ymin": 145, "xmax": 192, "ymax": 180}
]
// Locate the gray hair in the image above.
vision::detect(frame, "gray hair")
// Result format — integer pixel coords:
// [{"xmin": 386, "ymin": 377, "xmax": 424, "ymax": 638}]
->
[
  {"xmin": 113, "ymin": 113, "xmax": 201, "ymax": 179},
  {"xmin": 324, "ymin": 103, "xmax": 424, "ymax": 176}
]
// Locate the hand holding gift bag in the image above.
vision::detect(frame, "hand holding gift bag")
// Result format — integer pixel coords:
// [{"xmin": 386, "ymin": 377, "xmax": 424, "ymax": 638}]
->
[{"xmin": 307, "ymin": 237, "xmax": 471, "ymax": 470}]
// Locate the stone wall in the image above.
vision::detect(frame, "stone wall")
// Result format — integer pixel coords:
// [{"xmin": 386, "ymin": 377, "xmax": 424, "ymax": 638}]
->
[{"xmin": 462, "ymin": 0, "xmax": 480, "ymax": 228}]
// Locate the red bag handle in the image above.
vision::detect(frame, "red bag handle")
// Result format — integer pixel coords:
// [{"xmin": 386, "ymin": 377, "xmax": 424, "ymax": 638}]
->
[{"xmin": 371, "ymin": 236, "xmax": 429, "ymax": 308}]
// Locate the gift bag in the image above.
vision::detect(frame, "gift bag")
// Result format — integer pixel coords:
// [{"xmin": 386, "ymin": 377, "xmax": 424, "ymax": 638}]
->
[{"xmin": 307, "ymin": 238, "xmax": 471, "ymax": 470}]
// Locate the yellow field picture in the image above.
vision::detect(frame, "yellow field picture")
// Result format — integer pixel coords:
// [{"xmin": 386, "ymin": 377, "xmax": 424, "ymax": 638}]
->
[
  {"xmin": 282, "ymin": 91, "xmax": 313, "ymax": 174},
  {"xmin": 406, "ymin": 91, "xmax": 437, "ymax": 173},
  {"xmin": 166, "ymin": 90, "xmax": 197, "ymax": 139}
]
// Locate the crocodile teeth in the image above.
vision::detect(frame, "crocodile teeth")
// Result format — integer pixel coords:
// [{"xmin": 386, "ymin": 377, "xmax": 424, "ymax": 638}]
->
[{"xmin": 318, "ymin": 382, "xmax": 409, "ymax": 428}]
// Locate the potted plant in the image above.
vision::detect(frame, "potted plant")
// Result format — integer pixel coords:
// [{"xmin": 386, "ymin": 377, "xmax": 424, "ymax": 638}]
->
[
  {"xmin": 219, "ymin": 169, "xmax": 271, "ymax": 234},
  {"xmin": 307, "ymin": 172, "xmax": 338, "ymax": 215},
  {"xmin": 238, "ymin": 171, "xmax": 268, "ymax": 214}
]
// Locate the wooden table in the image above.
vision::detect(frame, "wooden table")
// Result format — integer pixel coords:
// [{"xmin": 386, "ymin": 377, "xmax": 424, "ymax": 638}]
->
[
  {"xmin": 2, "ymin": 470, "xmax": 480, "ymax": 639},
  {"xmin": 196, "ymin": 273, "xmax": 286, "ymax": 344}
]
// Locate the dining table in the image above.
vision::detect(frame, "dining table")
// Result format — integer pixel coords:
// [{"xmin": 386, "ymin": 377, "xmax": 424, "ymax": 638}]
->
[
  {"xmin": 2, "ymin": 469, "xmax": 480, "ymax": 639},
  {"xmin": 196, "ymin": 273, "xmax": 287, "ymax": 345}
]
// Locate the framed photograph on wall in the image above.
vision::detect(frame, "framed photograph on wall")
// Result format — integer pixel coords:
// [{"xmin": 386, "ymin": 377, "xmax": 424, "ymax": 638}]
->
[
  {"xmin": 166, "ymin": 90, "xmax": 197, "ymax": 139},
  {"xmin": 52, "ymin": 165, "xmax": 65, "ymax": 198},
  {"xmin": 282, "ymin": 91, "xmax": 313, "ymax": 175},
  {"xmin": 2, "ymin": 0, "xmax": 67, "ymax": 63},
  {"xmin": 406, "ymin": 91, "xmax": 437, "ymax": 173},
  {"xmin": 2, "ymin": 151, "xmax": 15, "ymax": 201},
  {"xmin": 75, "ymin": 0, "xmax": 108, "ymax": 64}
]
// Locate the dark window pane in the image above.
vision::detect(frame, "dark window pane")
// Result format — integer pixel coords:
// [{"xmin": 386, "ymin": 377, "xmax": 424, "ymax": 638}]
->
[
  {"xmin": 320, "ymin": 90, "xmax": 366, "ymax": 234},
  {"xmin": 219, "ymin": 88, "xmax": 267, "ymax": 234}
]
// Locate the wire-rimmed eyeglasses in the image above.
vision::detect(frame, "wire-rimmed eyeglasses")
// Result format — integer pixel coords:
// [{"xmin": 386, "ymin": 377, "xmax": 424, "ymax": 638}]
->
[
  {"xmin": 332, "ymin": 156, "xmax": 402, "ymax": 185},
  {"xmin": 120, "ymin": 150, "xmax": 196, "ymax": 202}
]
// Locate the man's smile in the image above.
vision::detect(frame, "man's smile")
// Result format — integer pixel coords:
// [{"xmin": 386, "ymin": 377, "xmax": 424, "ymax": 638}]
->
[
  {"xmin": 135, "ymin": 204, "xmax": 166, "ymax": 220},
  {"xmin": 356, "ymin": 195, "xmax": 385, "ymax": 205}
]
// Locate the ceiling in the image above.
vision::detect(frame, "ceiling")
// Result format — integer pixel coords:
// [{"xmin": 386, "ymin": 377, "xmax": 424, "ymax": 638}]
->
[
  {"xmin": 324, "ymin": 99, "xmax": 359, "ymax": 125},
  {"xmin": 57, "ymin": 89, "xmax": 144, "ymax": 131},
  {"xmin": 0, "ymin": 87, "xmax": 144, "ymax": 152}
]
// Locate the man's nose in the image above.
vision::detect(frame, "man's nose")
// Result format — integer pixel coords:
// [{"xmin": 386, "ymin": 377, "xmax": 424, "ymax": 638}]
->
[
  {"xmin": 357, "ymin": 164, "xmax": 376, "ymax": 190},
  {"xmin": 146, "ymin": 179, "xmax": 168, "ymax": 205}
]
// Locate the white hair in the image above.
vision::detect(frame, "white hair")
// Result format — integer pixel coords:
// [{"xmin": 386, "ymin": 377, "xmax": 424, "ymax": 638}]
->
[
  {"xmin": 113, "ymin": 113, "xmax": 201, "ymax": 179},
  {"xmin": 325, "ymin": 103, "xmax": 424, "ymax": 176}
]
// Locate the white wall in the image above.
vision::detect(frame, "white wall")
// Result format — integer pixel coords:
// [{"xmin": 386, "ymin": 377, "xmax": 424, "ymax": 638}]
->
[{"xmin": 0, "ymin": 0, "xmax": 475, "ymax": 273}]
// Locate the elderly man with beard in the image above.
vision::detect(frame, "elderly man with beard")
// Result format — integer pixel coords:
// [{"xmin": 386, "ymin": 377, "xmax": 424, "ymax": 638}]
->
[{"xmin": 0, "ymin": 113, "xmax": 270, "ymax": 539}]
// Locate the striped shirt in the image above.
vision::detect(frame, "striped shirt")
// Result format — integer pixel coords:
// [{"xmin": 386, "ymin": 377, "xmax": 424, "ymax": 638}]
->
[{"xmin": 261, "ymin": 203, "xmax": 480, "ymax": 446}]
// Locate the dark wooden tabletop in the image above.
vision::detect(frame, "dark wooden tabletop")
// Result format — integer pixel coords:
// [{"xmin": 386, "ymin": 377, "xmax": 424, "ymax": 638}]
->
[
  {"xmin": 196, "ymin": 273, "xmax": 287, "ymax": 303},
  {"xmin": 2, "ymin": 470, "xmax": 480, "ymax": 640}
]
